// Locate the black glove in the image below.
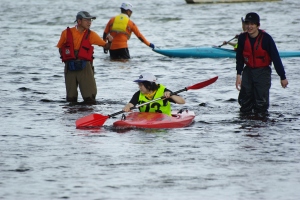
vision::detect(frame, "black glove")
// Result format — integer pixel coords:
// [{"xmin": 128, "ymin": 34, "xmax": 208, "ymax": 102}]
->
[{"xmin": 103, "ymin": 32, "xmax": 108, "ymax": 54}]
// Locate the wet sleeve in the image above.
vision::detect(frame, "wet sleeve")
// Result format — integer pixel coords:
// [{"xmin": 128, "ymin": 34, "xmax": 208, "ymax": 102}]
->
[
  {"xmin": 236, "ymin": 34, "xmax": 245, "ymax": 75},
  {"xmin": 263, "ymin": 34, "xmax": 286, "ymax": 80},
  {"xmin": 103, "ymin": 32, "xmax": 107, "ymax": 42}
]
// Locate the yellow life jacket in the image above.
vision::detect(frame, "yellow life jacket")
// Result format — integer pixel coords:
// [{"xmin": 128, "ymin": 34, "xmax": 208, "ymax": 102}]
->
[
  {"xmin": 234, "ymin": 43, "xmax": 238, "ymax": 50},
  {"xmin": 111, "ymin": 14, "xmax": 131, "ymax": 39},
  {"xmin": 138, "ymin": 84, "xmax": 172, "ymax": 116}
]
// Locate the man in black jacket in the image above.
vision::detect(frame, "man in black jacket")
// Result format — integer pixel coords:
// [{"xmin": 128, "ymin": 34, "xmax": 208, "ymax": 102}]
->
[{"xmin": 235, "ymin": 12, "xmax": 288, "ymax": 116}]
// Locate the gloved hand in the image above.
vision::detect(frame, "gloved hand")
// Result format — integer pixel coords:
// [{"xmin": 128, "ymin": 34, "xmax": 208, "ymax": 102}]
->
[
  {"xmin": 104, "ymin": 49, "xmax": 108, "ymax": 54},
  {"xmin": 149, "ymin": 43, "xmax": 155, "ymax": 49}
]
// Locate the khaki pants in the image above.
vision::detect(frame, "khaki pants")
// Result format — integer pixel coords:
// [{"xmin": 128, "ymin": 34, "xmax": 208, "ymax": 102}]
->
[{"xmin": 64, "ymin": 61, "xmax": 97, "ymax": 102}]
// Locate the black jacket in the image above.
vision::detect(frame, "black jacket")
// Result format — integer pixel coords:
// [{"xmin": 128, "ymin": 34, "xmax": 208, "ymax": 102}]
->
[{"xmin": 236, "ymin": 30, "xmax": 286, "ymax": 80}]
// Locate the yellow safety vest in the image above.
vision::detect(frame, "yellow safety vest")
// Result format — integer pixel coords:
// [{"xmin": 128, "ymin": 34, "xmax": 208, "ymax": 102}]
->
[
  {"xmin": 138, "ymin": 84, "xmax": 172, "ymax": 116},
  {"xmin": 234, "ymin": 43, "xmax": 238, "ymax": 49},
  {"xmin": 111, "ymin": 14, "xmax": 131, "ymax": 39}
]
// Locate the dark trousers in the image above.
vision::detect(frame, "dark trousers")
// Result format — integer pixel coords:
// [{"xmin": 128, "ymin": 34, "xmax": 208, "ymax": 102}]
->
[
  {"xmin": 238, "ymin": 66, "xmax": 271, "ymax": 113},
  {"xmin": 109, "ymin": 48, "xmax": 130, "ymax": 59}
]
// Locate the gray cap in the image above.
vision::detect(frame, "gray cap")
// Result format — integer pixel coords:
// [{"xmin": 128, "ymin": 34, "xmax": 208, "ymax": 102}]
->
[{"xmin": 74, "ymin": 11, "xmax": 96, "ymax": 22}]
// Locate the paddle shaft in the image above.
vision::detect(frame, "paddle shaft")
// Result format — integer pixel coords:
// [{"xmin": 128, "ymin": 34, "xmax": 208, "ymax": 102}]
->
[{"xmin": 218, "ymin": 36, "xmax": 236, "ymax": 47}]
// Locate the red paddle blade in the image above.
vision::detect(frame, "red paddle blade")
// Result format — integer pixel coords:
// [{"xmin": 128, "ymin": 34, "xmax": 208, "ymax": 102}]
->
[
  {"xmin": 187, "ymin": 76, "xmax": 218, "ymax": 90},
  {"xmin": 76, "ymin": 114, "xmax": 109, "ymax": 129}
]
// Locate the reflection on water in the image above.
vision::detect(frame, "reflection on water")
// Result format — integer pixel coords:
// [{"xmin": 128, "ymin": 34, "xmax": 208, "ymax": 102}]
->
[{"xmin": 1, "ymin": 0, "xmax": 300, "ymax": 199}]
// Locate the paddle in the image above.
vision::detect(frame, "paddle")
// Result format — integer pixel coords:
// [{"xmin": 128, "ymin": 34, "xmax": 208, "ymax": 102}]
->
[
  {"xmin": 75, "ymin": 76, "xmax": 218, "ymax": 128},
  {"xmin": 217, "ymin": 36, "xmax": 236, "ymax": 48}
]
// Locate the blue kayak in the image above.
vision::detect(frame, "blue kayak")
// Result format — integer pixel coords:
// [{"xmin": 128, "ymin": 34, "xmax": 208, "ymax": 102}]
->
[{"xmin": 153, "ymin": 46, "xmax": 300, "ymax": 58}]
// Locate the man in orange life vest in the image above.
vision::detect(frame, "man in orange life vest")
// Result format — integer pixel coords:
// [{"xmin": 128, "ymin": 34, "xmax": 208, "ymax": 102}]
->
[
  {"xmin": 57, "ymin": 11, "xmax": 113, "ymax": 103},
  {"xmin": 235, "ymin": 12, "xmax": 288, "ymax": 116},
  {"xmin": 103, "ymin": 2, "xmax": 155, "ymax": 59}
]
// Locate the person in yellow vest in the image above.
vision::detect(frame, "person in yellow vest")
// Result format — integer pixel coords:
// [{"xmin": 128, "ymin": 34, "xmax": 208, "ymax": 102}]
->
[
  {"xmin": 103, "ymin": 2, "xmax": 155, "ymax": 59},
  {"xmin": 57, "ymin": 11, "xmax": 113, "ymax": 104},
  {"xmin": 223, "ymin": 17, "xmax": 247, "ymax": 50},
  {"xmin": 123, "ymin": 73, "xmax": 185, "ymax": 116}
]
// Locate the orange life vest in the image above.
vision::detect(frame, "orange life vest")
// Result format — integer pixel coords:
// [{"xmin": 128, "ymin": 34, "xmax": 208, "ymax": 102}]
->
[
  {"xmin": 243, "ymin": 31, "xmax": 271, "ymax": 68},
  {"xmin": 60, "ymin": 27, "xmax": 94, "ymax": 62}
]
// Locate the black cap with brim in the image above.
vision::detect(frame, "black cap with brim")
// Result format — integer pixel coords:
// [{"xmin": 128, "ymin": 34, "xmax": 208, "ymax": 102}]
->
[
  {"xmin": 244, "ymin": 12, "xmax": 260, "ymax": 24},
  {"xmin": 74, "ymin": 11, "xmax": 96, "ymax": 22}
]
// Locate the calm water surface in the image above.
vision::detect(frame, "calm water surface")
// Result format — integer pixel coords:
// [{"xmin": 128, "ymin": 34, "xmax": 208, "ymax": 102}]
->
[{"xmin": 1, "ymin": 0, "xmax": 300, "ymax": 199}]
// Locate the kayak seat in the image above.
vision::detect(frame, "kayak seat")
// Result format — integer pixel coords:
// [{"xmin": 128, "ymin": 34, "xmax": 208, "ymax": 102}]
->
[{"xmin": 171, "ymin": 114, "xmax": 180, "ymax": 118}]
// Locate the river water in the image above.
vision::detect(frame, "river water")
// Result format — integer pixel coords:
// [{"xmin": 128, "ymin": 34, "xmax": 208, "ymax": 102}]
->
[{"xmin": 1, "ymin": 0, "xmax": 300, "ymax": 199}]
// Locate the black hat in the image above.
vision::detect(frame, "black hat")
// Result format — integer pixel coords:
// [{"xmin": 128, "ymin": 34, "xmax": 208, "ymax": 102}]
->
[{"xmin": 244, "ymin": 12, "xmax": 260, "ymax": 24}]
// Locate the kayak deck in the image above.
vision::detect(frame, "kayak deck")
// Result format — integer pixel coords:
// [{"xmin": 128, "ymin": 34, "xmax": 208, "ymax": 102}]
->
[
  {"xmin": 113, "ymin": 110, "xmax": 195, "ymax": 129},
  {"xmin": 186, "ymin": 0, "xmax": 281, "ymax": 3},
  {"xmin": 153, "ymin": 46, "xmax": 236, "ymax": 58},
  {"xmin": 153, "ymin": 46, "xmax": 300, "ymax": 58}
]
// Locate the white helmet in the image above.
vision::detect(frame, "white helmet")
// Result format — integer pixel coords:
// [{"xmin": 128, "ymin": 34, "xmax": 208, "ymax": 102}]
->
[{"xmin": 120, "ymin": 2, "xmax": 133, "ymax": 12}]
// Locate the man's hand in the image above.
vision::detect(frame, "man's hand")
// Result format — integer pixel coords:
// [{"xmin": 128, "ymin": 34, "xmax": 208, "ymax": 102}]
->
[
  {"xmin": 236, "ymin": 75, "xmax": 242, "ymax": 91},
  {"xmin": 281, "ymin": 79, "xmax": 288, "ymax": 88}
]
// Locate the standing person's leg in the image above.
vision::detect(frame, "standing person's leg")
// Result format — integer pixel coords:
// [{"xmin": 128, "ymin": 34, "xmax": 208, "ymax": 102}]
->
[
  {"xmin": 78, "ymin": 61, "xmax": 97, "ymax": 103},
  {"xmin": 64, "ymin": 64, "xmax": 79, "ymax": 102},
  {"xmin": 238, "ymin": 66, "xmax": 255, "ymax": 113},
  {"xmin": 253, "ymin": 67, "xmax": 271, "ymax": 114}
]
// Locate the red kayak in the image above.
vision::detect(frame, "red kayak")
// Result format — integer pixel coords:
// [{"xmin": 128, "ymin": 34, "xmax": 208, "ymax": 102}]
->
[
  {"xmin": 113, "ymin": 110, "xmax": 195, "ymax": 129},
  {"xmin": 75, "ymin": 77, "xmax": 217, "ymax": 129}
]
